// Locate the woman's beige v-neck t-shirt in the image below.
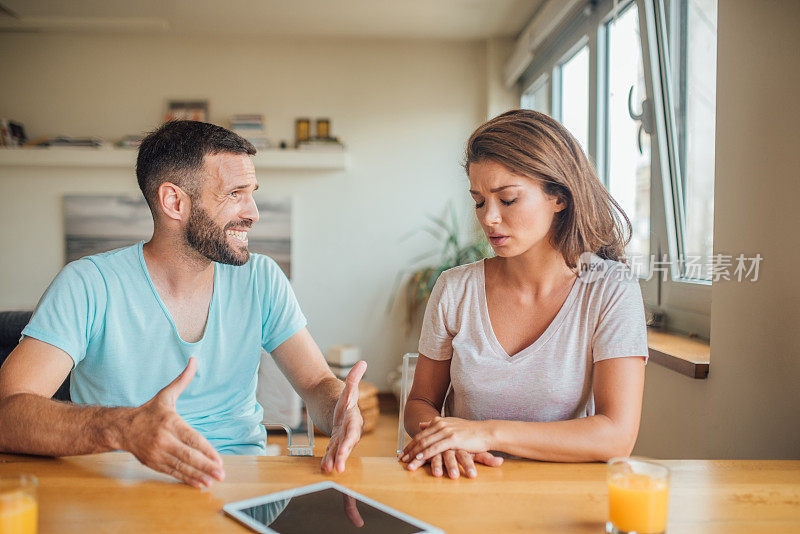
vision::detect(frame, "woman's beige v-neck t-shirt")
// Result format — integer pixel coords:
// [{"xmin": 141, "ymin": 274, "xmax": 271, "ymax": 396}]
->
[{"xmin": 418, "ymin": 255, "xmax": 648, "ymax": 423}]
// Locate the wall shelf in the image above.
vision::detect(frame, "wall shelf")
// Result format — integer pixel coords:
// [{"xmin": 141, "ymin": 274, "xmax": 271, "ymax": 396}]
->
[{"xmin": 0, "ymin": 147, "xmax": 349, "ymax": 171}]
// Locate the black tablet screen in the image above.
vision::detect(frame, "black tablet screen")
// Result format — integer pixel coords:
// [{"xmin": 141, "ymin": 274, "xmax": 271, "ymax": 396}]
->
[{"xmin": 240, "ymin": 487, "xmax": 424, "ymax": 533}]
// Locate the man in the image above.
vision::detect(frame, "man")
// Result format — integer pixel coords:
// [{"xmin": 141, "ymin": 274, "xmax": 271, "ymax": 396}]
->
[{"xmin": 0, "ymin": 121, "xmax": 366, "ymax": 488}]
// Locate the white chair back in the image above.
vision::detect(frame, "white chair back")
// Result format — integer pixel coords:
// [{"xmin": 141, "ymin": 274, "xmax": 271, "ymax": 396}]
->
[{"xmin": 260, "ymin": 350, "xmax": 315, "ymax": 456}]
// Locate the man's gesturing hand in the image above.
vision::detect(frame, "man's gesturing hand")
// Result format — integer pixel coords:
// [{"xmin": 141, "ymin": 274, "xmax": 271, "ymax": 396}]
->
[
  {"xmin": 321, "ymin": 360, "xmax": 367, "ymax": 474},
  {"xmin": 117, "ymin": 357, "xmax": 225, "ymax": 488}
]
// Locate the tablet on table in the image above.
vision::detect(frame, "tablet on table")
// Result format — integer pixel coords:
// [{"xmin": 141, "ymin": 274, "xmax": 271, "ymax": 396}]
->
[{"xmin": 223, "ymin": 481, "xmax": 443, "ymax": 533}]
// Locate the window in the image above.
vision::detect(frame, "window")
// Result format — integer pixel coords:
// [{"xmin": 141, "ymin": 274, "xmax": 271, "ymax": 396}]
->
[
  {"xmin": 517, "ymin": 0, "xmax": 718, "ymax": 337},
  {"xmin": 674, "ymin": 0, "xmax": 718, "ymax": 278},
  {"xmin": 605, "ymin": 4, "xmax": 651, "ymax": 277},
  {"xmin": 557, "ymin": 45, "xmax": 590, "ymax": 151}
]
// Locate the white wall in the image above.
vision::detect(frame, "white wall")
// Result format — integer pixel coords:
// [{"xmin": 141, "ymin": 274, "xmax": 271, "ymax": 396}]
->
[
  {"xmin": 634, "ymin": 0, "xmax": 800, "ymax": 459},
  {"xmin": 0, "ymin": 33, "xmax": 487, "ymax": 389},
  {"xmin": 484, "ymin": 38, "xmax": 520, "ymax": 119}
]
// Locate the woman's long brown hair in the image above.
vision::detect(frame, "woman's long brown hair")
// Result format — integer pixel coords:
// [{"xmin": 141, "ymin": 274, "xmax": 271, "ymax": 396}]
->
[{"xmin": 465, "ymin": 109, "xmax": 632, "ymax": 268}]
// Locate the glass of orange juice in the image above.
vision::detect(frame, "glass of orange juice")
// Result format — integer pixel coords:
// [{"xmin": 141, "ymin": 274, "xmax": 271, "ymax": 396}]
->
[
  {"xmin": 0, "ymin": 475, "xmax": 38, "ymax": 534},
  {"xmin": 607, "ymin": 457, "xmax": 669, "ymax": 534}
]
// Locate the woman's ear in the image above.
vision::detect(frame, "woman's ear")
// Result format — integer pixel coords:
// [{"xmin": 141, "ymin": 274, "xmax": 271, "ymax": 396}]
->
[{"xmin": 554, "ymin": 195, "xmax": 567, "ymax": 213}]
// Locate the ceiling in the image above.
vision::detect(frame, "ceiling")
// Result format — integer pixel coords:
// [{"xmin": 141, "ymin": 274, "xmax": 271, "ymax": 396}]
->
[{"xmin": 0, "ymin": 0, "xmax": 543, "ymax": 40}]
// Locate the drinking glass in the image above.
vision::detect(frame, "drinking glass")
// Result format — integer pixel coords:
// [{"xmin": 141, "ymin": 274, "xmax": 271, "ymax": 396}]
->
[
  {"xmin": 607, "ymin": 457, "xmax": 669, "ymax": 534},
  {"xmin": 0, "ymin": 475, "xmax": 38, "ymax": 534}
]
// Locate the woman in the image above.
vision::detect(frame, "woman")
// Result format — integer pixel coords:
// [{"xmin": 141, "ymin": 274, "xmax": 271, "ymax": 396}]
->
[{"xmin": 400, "ymin": 109, "xmax": 648, "ymax": 479}]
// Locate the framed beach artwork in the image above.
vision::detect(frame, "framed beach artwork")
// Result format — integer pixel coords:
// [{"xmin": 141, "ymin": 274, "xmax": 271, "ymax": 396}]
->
[{"xmin": 63, "ymin": 194, "xmax": 292, "ymax": 277}]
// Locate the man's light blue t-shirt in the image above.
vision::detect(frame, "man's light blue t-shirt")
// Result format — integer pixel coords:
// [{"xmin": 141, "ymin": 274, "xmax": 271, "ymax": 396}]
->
[{"xmin": 22, "ymin": 242, "xmax": 306, "ymax": 455}]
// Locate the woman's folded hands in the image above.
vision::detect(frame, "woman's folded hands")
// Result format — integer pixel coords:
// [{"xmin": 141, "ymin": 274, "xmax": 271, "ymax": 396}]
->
[{"xmin": 400, "ymin": 417, "xmax": 503, "ymax": 478}]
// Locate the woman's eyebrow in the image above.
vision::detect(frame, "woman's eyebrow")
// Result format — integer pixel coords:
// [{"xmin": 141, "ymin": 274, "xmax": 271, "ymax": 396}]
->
[{"xmin": 468, "ymin": 184, "xmax": 521, "ymax": 194}]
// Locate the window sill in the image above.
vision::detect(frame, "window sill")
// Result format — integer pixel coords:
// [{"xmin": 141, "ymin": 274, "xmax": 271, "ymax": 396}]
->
[{"xmin": 647, "ymin": 327, "xmax": 710, "ymax": 379}]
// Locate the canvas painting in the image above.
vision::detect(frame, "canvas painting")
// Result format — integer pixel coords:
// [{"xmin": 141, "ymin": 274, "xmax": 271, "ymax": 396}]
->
[{"xmin": 63, "ymin": 194, "xmax": 291, "ymax": 277}]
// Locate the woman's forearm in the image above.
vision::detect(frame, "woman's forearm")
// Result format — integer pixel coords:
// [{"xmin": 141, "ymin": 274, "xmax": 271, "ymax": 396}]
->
[
  {"xmin": 488, "ymin": 414, "xmax": 637, "ymax": 462},
  {"xmin": 403, "ymin": 398, "xmax": 442, "ymax": 437}
]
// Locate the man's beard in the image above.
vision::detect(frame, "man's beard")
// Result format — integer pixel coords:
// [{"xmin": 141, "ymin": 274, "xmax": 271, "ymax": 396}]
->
[{"xmin": 185, "ymin": 205, "xmax": 251, "ymax": 266}]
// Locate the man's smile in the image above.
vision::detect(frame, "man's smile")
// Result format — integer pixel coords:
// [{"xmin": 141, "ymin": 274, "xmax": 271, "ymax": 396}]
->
[{"xmin": 226, "ymin": 229, "xmax": 248, "ymax": 244}]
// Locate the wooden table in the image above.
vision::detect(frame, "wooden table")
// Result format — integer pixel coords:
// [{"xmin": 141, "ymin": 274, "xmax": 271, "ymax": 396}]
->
[{"xmin": 1, "ymin": 453, "xmax": 798, "ymax": 533}]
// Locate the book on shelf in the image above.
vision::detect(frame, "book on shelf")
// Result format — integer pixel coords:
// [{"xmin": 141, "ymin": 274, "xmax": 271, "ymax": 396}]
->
[
  {"xmin": 229, "ymin": 114, "xmax": 269, "ymax": 150},
  {"xmin": 116, "ymin": 135, "xmax": 144, "ymax": 148},
  {"xmin": 241, "ymin": 137, "xmax": 269, "ymax": 150},
  {"xmin": 23, "ymin": 136, "xmax": 107, "ymax": 148},
  {"xmin": 229, "ymin": 114, "xmax": 264, "ymax": 123}
]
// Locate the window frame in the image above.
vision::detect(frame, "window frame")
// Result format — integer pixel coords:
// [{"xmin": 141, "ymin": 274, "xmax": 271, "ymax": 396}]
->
[
  {"xmin": 598, "ymin": 2, "xmax": 653, "ymax": 296},
  {"xmin": 519, "ymin": 0, "xmax": 712, "ymax": 338},
  {"xmin": 521, "ymin": 73, "xmax": 551, "ymax": 114},
  {"xmin": 637, "ymin": 0, "xmax": 711, "ymax": 337}
]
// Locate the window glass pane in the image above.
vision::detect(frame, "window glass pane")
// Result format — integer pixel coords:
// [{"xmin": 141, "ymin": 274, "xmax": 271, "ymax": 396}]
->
[
  {"xmin": 559, "ymin": 45, "xmax": 589, "ymax": 151},
  {"xmin": 522, "ymin": 78, "xmax": 550, "ymax": 115},
  {"xmin": 606, "ymin": 4, "xmax": 651, "ymax": 277},
  {"xmin": 680, "ymin": 0, "xmax": 717, "ymax": 279}
]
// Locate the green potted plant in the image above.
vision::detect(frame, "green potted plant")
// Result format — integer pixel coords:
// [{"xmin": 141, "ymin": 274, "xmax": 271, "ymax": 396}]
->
[
  {"xmin": 387, "ymin": 203, "xmax": 491, "ymax": 399},
  {"xmin": 391, "ymin": 202, "xmax": 492, "ymax": 331}
]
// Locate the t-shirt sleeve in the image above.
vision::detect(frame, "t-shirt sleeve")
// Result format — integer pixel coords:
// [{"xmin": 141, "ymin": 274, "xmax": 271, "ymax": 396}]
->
[
  {"xmin": 591, "ymin": 266, "xmax": 649, "ymax": 363},
  {"xmin": 418, "ymin": 272, "xmax": 454, "ymax": 361},
  {"xmin": 21, "ymin": 259, "xmax": 106, "ymax": 367},
  {"xmin": 259, "ymin": 257, "xmax": 307, "ymax": 353}
]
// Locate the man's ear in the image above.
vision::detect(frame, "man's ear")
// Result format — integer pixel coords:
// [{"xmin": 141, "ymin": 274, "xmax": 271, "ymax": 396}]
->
[{"xmin": 157, "ymin": 182, "xmax": 191, "ymax": 222}]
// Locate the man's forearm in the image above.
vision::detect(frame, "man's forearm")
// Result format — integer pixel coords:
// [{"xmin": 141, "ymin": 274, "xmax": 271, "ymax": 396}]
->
[
  {"xmin": 0, "ymin": 393, "xmax": 129, "ymax": 456},
  {"xmin": 303, "ymin": 376, "xmax": 344, "ymax": 435}
]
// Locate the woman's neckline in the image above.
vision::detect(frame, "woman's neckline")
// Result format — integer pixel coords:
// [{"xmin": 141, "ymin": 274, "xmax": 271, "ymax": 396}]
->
[{"xmin": 477, "ymin": 258, "xmax": 580, "ymax": 361}]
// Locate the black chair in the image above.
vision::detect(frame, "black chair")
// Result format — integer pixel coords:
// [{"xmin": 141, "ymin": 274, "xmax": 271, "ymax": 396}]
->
[{"xmin": 0, "ymin": 311, "xmax": 71, "ymax": 401}]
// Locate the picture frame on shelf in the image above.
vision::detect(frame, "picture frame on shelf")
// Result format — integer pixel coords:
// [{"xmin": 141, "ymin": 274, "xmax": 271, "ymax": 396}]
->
[{"xmin": 165, "ymin": 100, "xmax": 209, "ymax": 122}]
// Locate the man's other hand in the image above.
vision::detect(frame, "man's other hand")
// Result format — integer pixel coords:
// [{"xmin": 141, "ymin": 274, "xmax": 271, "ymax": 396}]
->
[
  {"xmin": 321, "ymin": 360, "xmax": 367, "ymax": 473},
  {"xmin": 115, "ymin": 357, "xmax": 225, "ymax": 487}
]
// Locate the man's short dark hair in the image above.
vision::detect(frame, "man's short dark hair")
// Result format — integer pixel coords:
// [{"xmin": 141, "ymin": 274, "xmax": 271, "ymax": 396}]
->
[{"xmin": 136, "ymin": 120, "xmax": 256, "ymax": 213}]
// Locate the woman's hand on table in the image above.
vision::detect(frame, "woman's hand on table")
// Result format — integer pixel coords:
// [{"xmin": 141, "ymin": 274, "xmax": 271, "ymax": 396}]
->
[
  {"xmin": 400, "ymin": 417, "xmax": 503, "ymax": 477},
  {"xmin": 413, "ymin": 449, "xmax": 503, "ymax": 479}
]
